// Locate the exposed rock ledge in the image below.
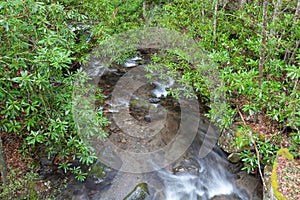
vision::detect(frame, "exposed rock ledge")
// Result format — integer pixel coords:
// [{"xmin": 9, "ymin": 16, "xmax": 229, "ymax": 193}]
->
[{"xmin": 218, "ymin": 127, "xmax": 276, "ymax": 200}]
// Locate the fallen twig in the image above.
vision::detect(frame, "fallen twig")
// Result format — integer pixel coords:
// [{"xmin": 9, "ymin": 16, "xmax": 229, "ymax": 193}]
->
[{"xmin": 237, "ymin": 108, "xmax": 267, "ymax": 190}]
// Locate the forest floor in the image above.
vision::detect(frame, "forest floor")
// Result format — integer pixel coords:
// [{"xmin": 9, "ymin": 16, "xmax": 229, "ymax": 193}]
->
[
  {"xmin": 1, "ymin": 133, "xmax": 30, "ymax": 181},
  {"xmin": 276, "ymin": 154, "xmax": 300, "ymax": 200},
  {"xmin": 0, "ymin": 133, "xmax": 33, "ymax": 197}
]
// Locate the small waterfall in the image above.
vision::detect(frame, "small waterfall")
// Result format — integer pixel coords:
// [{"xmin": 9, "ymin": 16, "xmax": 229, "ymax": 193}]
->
[
  {"xmin": 160, "ymin": 149, "xmax": 248, "ymax": 200},
  {"xmin": 64, "ymin": 54, "xmax": 262, "ymax": 200}
]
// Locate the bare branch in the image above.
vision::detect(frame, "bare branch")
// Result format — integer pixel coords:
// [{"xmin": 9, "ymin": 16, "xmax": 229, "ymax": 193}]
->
[
  {"xmin": 213, "ymin": 0, "xmax": 218, "ymax": 38},
  {"xmin": 237, "ymin": 109, "xmax": 267, "ymax": 190}
]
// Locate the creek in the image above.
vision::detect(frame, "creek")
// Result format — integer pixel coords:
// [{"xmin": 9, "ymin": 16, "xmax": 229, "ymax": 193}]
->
[{"xmin": 59, "ymin": 51, "xmax": 263, "ymax": 200}]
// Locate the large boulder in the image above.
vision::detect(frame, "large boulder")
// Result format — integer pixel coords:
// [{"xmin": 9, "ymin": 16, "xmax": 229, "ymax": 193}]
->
[{"xmin": 270, "ymin": 148, "xmax": 299, "ymax": 200}]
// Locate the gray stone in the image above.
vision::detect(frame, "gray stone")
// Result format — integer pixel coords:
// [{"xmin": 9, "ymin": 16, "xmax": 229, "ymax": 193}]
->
[
  {"xmin": 218, "ymin": 128, "xmax": 240, "ymax": 154},
  {"xmin": 210, "ymin": 194, "xmax": 241, "ymax": 200},
  {"xmin": 263, "ymin": 165, "xmax": 277, "ymax": 200},
  {"xmin": 124, "ymin": 60, "xmax": 138, "ymax": 68},
  {"xmin": 235, "ymin": 171, "xmax": 263, "ymax": 200},
  {"xmin": 123, "ymin": 183, "xmax": 150, "ymax": 200},
  {"xmin": 228, "ymin": 153, "xmax": 241, "ymax": 163}
]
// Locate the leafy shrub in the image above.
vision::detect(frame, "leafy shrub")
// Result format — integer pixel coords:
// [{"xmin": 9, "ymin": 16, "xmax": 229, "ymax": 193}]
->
[
  {"xmin": 0, "ymin": 0, "xmax": 108, "ymax": 179},
  {"xmin": 150, "ymin": 0, "xmax": 300, "ymax": 172}
]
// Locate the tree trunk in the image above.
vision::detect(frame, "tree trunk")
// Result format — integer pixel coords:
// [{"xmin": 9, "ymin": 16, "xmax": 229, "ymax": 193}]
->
[
  {"xmin": 142, "ymin": 1, "xmax": 147, "ymax": 24},
  {"xmin": 213, "ymin": 0, "xmax": 218, "ymax": 38},
  {"xmin": 240, "ymin": 0, "xmax": 247, "ymax": 10},
  {"xmin": 267, "ymin": 0, "xmax": 282, "ymax": 62},
  {"xmin": 285, "ymin": 0, "xmax": 300, "ymax": 64},
  {"xmin": 256, "ymin": 0, "xmax": 268, "ymax": 123},
  {"xmin": 0, "ymin": 136, "xmax": 8, "ymax": 185},
  {"xmin": 294, "ymin": 0, "xmax": 300, "ymax": 23},
  {"xmin": 270, "ymin": 0, "xmax": 282, "ymax": 37},
  {"xmin": 259, "ymin": 0, "xmax": 268, "ymax": 89}
]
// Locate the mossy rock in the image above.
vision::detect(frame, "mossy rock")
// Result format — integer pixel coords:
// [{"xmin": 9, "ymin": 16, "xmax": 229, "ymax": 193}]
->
[
  {"xmin": 228, "ymin": 153, "xmax": 241, "ymax": 163},
  {"xmin": 123, "ymin": 183, "xmax": 150, "ymax": 200},
  {"xmin": 271, "ymin": 148, "xmax": 294, "ymax": 200},
  {"xmin": 130, "ymin": 99, "xmax": 154, "ymax": 110},
  {"xmin": 89, "ymin": 162, "xmax": 106, "ymax": 179}
]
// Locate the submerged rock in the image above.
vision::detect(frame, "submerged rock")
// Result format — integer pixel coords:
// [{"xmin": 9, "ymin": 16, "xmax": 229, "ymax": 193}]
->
[
  {"xmin": 210, "ymin": 193, "xmax": 242, "ymax": 200},
  {"xmin": 172, "ymin": 165, "xmax": 199, "ymax": 176},
  {"xmin": 123, "ymin": 183, "xmax": 150, "ymax": 200},
  {"xmin": 172, "ymin": 157, "xmax": 200, "ymax": 176},
  {"xmin": 130, "ymin": 99, "xmax": 155, "ymax": 110}
]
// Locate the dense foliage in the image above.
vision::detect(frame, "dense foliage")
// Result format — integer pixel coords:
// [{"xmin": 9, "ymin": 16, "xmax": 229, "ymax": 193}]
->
[
  {"xmin": 0, "ymin": 0, "xmax": 107, "ymax": 180},
  {"xmin": 0, "ymin": 0, "xmax": 299, "ymax": 197},
  {"xmin": 148, "ymin": 0, "xmax": 300, "ymax": 172}
]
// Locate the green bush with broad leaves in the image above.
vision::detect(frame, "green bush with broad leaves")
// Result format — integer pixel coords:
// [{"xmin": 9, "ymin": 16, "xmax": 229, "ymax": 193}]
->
[
  {"xmin": 0, "ymin": 0, "xmax": 110, "ymax": 181},
  {"xmin": 1, "ymin": 0, "xmax": 299, "ymax": 185},
  {"xmin": 147, "ymin": 0, "xmax": 300, "ymax": 173}
]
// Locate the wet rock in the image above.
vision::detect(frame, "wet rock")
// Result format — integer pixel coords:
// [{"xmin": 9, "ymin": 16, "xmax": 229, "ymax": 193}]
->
[
  {"xmin": 88, "ymin": 161, "xmax": 107, "ymax": 184},
  {"xmin": 228, "ymin": 153, "xmax": 241, "ymax": 163},
  {"xmin": 210, "ymin": 193, "xmax": 242, "ymax": 200},
  {"xmin": 218, "ymin": 128, "xmax": 240, "ymax": 154},
  {"xmin": 160, "ymin": 113, "xmax": 180, "ymax": 144},
  {"xmin": 130, "ymin": 99, "xmax": 154, "ymax": 110},
  {"xmin": 172, "ymin": 165, "xmax": 199, "ymax": 176},
  {"xmin": 148, "ymin": 98, "xmax": 160, "ymax": 103},
  {"xmin": 235, "ymin": 171, "xmax": 263, "ymax": 200},
  {"xmin": 85, "ymin": 160, "xmax": 117, "ymax": 190},
  {"xmin": 172, "ymin": 158, "xmax": 200, "ymax": 176},
  {"xmin": 144, "ymin": 115, "xmax": 151, "ymax": 122},
  {"xmin": 71, "ymin": 185, "xmax": 90, "ymax": 200},
  {"xmin": 61, "ymin": 182, "xmax": 90, "ymax": 200},
  {"xmin": 151, "ymin": 81, "xmax": 168, "ymax": 98},
  {"xmin": 95, "ymin": 145, "xmax": 123, "ymax": 171},
  {"xmin": 124, "ymin": 60, "xmax": 138, "ymax": 68},
  {"xmin": 123, "ymin": 183, "xmax": 150, "ymax": 200}
]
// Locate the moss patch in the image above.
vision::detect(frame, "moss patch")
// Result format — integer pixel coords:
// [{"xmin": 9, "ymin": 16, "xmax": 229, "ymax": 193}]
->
[
  {"xmin": 123, "ymin": 182, "xmax": 149, "ymax": 200},
  {"xmin": 271, "ymin": 148, "xmax": 300, "ymax": 200}
]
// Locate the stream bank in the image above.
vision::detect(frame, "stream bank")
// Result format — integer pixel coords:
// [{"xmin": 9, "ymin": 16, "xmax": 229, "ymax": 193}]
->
[{"xmin": 34, "ymin": 50, "xmax": 263, "ymax": 200}]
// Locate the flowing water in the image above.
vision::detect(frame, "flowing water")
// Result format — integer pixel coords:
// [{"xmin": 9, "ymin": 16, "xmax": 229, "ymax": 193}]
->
[{"xmin": 63, "ymin": 53, "xmax": 263, "ymax": 200}]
